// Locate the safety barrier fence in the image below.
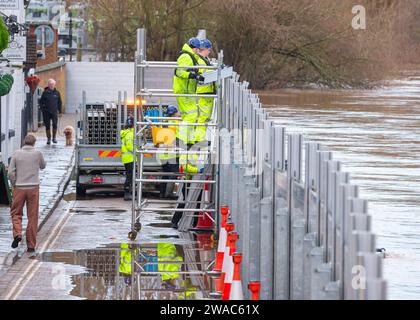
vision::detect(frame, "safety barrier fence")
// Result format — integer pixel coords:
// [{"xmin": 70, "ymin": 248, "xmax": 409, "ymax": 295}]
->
[{"xmin": 215, "ymin": 72, "xmax": 387, "ymax": 300}]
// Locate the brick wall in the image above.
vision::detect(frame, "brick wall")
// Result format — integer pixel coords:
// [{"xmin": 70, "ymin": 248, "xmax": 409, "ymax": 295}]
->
[
  {"xmin": 28, "ymin": 24, "xmax": 59, "ymax": 67},
  {"xmin": 37, "ymin": 64, "xmax": 67, "ymax": 113}
]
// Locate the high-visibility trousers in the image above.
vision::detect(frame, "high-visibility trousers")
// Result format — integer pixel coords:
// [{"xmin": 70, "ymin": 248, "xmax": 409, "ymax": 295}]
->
[
  {"xmin": 177, "ymin": 96, "xmax": 198, "ymax": 144},
  {"xmin": 195, "ymin": 97, "xmax": 214, "ymax": 143}
]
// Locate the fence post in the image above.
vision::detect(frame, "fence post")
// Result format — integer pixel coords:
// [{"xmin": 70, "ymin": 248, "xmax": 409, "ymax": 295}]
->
[{"xmin": 273, "ymin": 126, "xmax": 288, "ymax": 300}]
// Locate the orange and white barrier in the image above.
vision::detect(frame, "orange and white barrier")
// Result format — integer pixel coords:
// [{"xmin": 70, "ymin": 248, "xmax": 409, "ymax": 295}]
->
[
  {"xmin": 218, "ymin": 224, "xmax": 235, "ymax": 292},
  {"xmin": 210, "ymin": 206, "xmax": 258, "ymax": 301},
  {"xmin": 222, "ymin": 232, "xmax": 239, "ymax": 300},
  {"xmin": 248, "ymin": 281, "xmax": 261, "ymax": 300},
  {"xmin": 212, "ymin": 206, "xmax": 230, "ymax": 273},
  {"xmin": 229, "ymin": 253, "xmax": 244, "ymax": 300}
]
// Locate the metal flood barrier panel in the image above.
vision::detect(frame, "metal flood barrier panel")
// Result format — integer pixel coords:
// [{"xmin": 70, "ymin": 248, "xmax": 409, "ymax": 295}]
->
[{"xmin": 218, "ymin": 72, "xmax": 387, "ymax": 300}]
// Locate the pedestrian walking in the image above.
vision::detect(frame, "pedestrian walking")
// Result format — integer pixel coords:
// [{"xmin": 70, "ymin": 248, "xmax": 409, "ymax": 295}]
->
[
  {"xmin": 39, "ymin": 78, "xmax": 63, "ymax": 145},
  {"xmin": 8, "ymin": 134, "xmax": 46, "ymax": 252}
]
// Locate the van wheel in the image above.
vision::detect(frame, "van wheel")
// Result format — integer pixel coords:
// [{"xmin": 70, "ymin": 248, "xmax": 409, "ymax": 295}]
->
[{"xmin": 76, "ymin": 183, "xmax": 86, "ymax": 196}]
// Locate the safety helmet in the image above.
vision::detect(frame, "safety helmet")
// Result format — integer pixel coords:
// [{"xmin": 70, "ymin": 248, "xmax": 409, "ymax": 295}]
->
[
  {"xmin": 188, "ymin": 37, "xmax": 201, "ymax": 49},
  {"xmin": 165, "ymin": 105, "xmax": 178, "ymax": 116},
  {"xmin": 126, "ymin": 117, "xmax": 134, "ymax": 128},
  {"xmin": 200, "ymin": 39, "xmax": 213, "ymax": 49}
]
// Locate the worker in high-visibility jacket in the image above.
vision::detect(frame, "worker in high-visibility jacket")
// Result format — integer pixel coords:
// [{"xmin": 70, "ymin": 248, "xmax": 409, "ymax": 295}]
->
[
  {"xmin": 171, "ymin": 152, "xmax": 205, "ymax": 229},
  {"xmin": 119, "ymin": 243, "xmax": 138, "ymax": 285},
  {"xmin": 178, "ymin": 278, "xmax": 198, "ymax": 300},
  {"xmin": 121, "ymin": 117, "xmax": 135, "ymax": 201},
  {"xmin": 157, "ymin": 105, "xmax": 181, "ymax": 199},
  {"xmin": 173, "ymin": 37, "xmax": 204, "ymax": 145},
  {"xmin": 158, "ymin": 242, "xmax": 183, "ymax": 289},
  {"xmin": 195, "ymin": 38, "xmax": 216, "ymax": 143}
]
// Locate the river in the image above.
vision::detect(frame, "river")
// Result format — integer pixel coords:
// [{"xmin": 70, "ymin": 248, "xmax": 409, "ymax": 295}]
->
[{"xmin": 259, "ymin": 71, "xmax": 420, "ymax": 300}]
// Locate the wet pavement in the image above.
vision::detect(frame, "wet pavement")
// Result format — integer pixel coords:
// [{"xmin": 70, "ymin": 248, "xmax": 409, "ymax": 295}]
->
[
  {"xmin": 0, "ymin": 182, "xmax": 216, "ymax": 300},
  {"xmin": 0, "ymin": 134, "xmax": 75, "ymax": 276}
]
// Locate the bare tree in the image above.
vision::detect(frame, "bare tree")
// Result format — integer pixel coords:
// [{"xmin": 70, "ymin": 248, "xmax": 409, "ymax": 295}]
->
[{"xmin": 81, "ymin": 0, "xmax": 420, "ymax": 88}]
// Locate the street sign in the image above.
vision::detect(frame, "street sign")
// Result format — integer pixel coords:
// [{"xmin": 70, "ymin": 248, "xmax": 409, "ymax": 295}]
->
[
  {"xmin": 0, "ymin": 0, "xmax": 20, "ymax": 10},
  {"xmin": 2, "ymin": 36, "xmax": 26, "ymax": 62}
]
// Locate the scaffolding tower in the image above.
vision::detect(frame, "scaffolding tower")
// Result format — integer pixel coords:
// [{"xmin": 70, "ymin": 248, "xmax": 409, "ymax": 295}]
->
[{"xmin": 128, "ymin": 28, "xmax": 228, "ymax": 241}]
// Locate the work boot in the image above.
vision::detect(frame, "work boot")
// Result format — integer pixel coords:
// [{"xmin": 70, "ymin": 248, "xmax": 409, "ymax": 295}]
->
[
  {"xmin": 124, "ymin": 191, "xmax": 133, "ymax": 201},
  {"xmin": 11, "ymin": 235, "xmax": 22, "ymax": 248},
  {"xmin": 46, "ymin": 129, "xmax": 51, "ymax": 145},
  {"xmin": 52, "ymin": 128, "xmax": 58, "ymax": 143}
]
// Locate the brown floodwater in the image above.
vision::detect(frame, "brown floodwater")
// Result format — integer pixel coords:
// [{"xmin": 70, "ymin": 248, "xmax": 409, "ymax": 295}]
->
[{"xmin": 259, "ymin": 71, "xmax": 420, "ymax": 300}]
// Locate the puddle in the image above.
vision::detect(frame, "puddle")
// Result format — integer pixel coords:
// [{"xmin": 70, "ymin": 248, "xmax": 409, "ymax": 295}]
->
[
  {"xmin": 104, "ymin": 218, "xmax": 123, "ymax": 222},
  {"xmin": 69, "ymin": 209, "xmax": 127, "ymax": 216},
  {"xmin": 148, "ymin": 223, "xmax": 173, "ymax": 228},
  {"xmin": 152, "ymin": 235, "xmax": 180, "ymax": 239},
  {"xmin": 36, "ymin": 241, "xmax": 216, "ymax": 300},
  {"xmin": 156, "ymin": 211, "xmax": 176, "ymax": 215},
  {"xmin": 156, "ymin": 216, "xmax": 173, "ymax": 221},
  {"xmin": 73, "ymin": 191, "xmax": 124, "ymax": 201},
  {"xmin": 102, "ymin": 209, "xmax": 127, "ymax": 213},
  {"xmin": 70, "ymin": 209, "xmax": 96, "ymax": 216},
  {"xmin": 63, "ymin": 193, "xmax": 77, "ymax": 201},
  {"xmin": 74, "ymin": 212, "xmax": 95, "ymax": 216}
]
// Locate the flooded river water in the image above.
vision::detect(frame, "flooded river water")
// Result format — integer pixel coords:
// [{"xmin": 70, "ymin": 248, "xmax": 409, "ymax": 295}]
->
[{"xmin": 259, "ymin": 71, "xmax": 420, "ymax": 300}]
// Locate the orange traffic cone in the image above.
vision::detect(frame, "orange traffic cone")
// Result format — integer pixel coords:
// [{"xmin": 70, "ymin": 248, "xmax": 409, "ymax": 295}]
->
[
  {"xmin": 212, "ymin": 206, "xmax": 230, "ymax": 273},
  {"xmin": 248, "ymin": 281, "xmax": 261, "ymax": 300},
  {"xmin": 194, "ymin": 179, "xmax": 214, "ymax": 230},
  {"xmin": 218, "ymin": 224, "xmax": 235, "ymax": 292},
  {"xmin": 222, "ymin": 232, "xmax": 239, "ymax": 300},
  {"xmin": 229, "ymin": 253, "xmax": 243, "ymax": 300}
]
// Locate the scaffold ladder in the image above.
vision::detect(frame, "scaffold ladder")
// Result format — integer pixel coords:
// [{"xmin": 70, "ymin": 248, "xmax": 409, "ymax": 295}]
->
[{"xmin": 128, "ymin": 28, "xmax": 227, "ymax": 241}]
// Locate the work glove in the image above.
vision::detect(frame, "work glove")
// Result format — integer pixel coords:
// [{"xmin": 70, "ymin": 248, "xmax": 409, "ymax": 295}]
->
[
  {"xmin": 188, "ymin": 72, "xmax": 204, "ymax": 82},
  {"xmin": 188, "ymin": 72, "xmax": 197, "ymax": 79}
]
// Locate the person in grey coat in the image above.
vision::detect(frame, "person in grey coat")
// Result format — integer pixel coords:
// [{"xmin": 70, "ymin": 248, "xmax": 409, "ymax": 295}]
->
[{"xmin": 8, "ymin": 134, "xmax": 46, "ymax": 252}]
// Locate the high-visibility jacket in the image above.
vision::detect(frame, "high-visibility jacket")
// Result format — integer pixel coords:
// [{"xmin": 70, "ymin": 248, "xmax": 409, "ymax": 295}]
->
[
  {"xmin": 196, "ymin": 54, "xmax": 216, "ymax": 98},
  {"xmin": 178, "ymin": 279, "xmax": 197, "ymax": 300},
  {"xmin": 121, "ymin": 128, "xmax": 134, "ymax": 164},
  {"xmin": 173, "ymin": 44, "xmax": 201, "ymax": 144},
  {"xmin": 179, "ymin": 153, "xmax": 205, "ymax": 175},
  {"xmin": 119, "ymin": 243, "xmax": 133, "ymax": 275},
  {"xmin": 158, "ymin": 243, "xmax": 183, "ymax": 281},
  {"xmin": 195, "ymin": 54, "xmax": 216, "ymax": 143},
  {"xmin": 173, "ymin": 44, "xmax": 200, "ymax": 95}
]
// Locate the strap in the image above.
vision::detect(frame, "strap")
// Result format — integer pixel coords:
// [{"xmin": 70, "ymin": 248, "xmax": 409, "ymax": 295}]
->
[{"xmin": 174, "ymin": 50, "xmax": 199, "ymax": 77}]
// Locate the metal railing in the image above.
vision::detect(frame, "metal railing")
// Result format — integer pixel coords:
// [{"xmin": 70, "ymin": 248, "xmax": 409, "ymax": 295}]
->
[{"xmin": 217, "ymin": 72, "xmax": 387, "ymax": 300}]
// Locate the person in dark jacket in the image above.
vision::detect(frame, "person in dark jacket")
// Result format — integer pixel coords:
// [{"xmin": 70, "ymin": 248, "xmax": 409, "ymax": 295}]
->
[{"xmin": 39, "ymin": 79, "xmax": 62, "ymax": 145}]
